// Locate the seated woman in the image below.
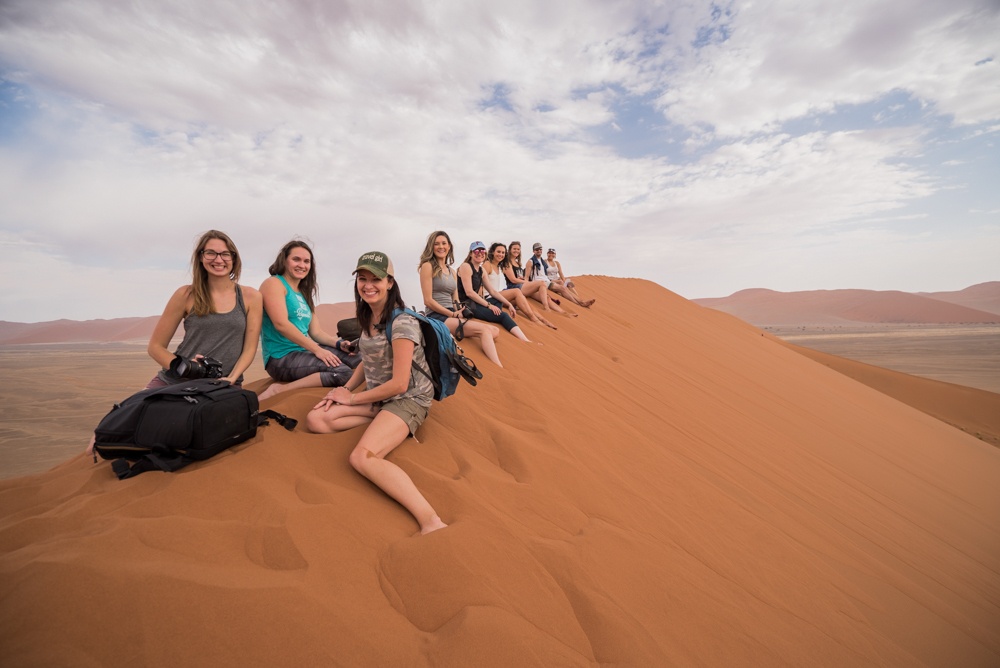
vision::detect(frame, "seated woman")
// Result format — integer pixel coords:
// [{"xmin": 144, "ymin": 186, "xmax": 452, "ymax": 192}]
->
[
  {"xmin": 258, "ymin": 240, "xmax": 361, "ymax": 401},
  {"xmin": 484, "ymin": 242, "xmax": 556, "ymax": 329},
  {"xmin": 305, "ymin": 251, "xmax": 447, "ymax": 535},
  {"xmin": 458, "ymin": 241, "xmax": 532, "ymax": 343},
  {"xmin": 526, "ymin": 243, "xmax": 595, "ymax": 308},
  {"xmin": 87, "ymin": 230, "xmax": 262, "ymax": 454},
  {"xmin": 418, "ymin": 230, "xmax": 504, "ymax": 367}
]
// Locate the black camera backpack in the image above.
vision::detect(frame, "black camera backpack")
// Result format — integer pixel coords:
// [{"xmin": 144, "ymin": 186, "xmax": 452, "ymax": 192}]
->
[{"xmin": 93, "ymin": 379, "xmax": 296, "ymax": 479}]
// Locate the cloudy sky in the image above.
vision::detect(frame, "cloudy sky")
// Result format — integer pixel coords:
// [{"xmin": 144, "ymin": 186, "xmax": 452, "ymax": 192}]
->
[{"xmin": 1, "ymin": 0, "xmax": 998, "ymax": 322}]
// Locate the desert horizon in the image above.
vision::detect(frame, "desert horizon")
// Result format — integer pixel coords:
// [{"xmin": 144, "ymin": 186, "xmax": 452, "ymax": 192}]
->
[
  {"xmin": 2, "ymin": 283, "xmax": 1000, "ymax": 480},
  {"xmin": 1, "ymin": 276, "xmax": 999, "ymax": 666}
]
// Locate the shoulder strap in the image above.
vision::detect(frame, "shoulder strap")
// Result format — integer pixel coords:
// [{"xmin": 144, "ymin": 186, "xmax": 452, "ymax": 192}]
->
[{"xmin": 384, "ymin": 309, "xmax": 436, "ymax": 389}]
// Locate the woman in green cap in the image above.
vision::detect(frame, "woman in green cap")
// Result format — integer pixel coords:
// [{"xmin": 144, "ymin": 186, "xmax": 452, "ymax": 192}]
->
[{"xmin": 306, "ymin": 251, "xmax": 447, "ymax": 536}]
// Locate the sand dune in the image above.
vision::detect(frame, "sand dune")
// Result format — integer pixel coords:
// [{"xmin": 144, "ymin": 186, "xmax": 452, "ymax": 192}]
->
[
  {"xmin": 1, "ymin": 277, "xmax": 998, "ymax": 666},
  {"xmin": 694, "ymin": 286, "xmax": 1000, "ymax": 325},
  {"xmin": 919, "ymin": 281, "xmax": 1000, "ymax": 316},
  {"xmin": 0, "ymin": 316, "xmax": 161, "ymax": 344}
]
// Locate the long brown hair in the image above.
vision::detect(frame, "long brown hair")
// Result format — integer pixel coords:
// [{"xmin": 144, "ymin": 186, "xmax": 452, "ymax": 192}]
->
[
  {"xmin": 508, "ymin": 240, "xmax": 522, "ymax": 270},
  {"xmin": 418, "ymin": 230, "xmax": 455, "ymax": 277},
  {"xmin": 488, "ymin": 242, "xmax": 508, "ymax": 270},
  {"xmin": 268, "ymin": 240, "xmax": 318, "ymax": 312},
  {"xmin": 190, "ymin": 230, "xmax": 241, "ymax": 317}
]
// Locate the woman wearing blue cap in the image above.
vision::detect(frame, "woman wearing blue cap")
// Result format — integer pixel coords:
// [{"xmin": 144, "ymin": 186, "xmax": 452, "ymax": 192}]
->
[
  {"xmin": 457, "ymin": 241, "xmax": 532, "ymax": 343},
  {"xmin": 306, "ymin": 251, "xmax": 447, "ymax": 536}
]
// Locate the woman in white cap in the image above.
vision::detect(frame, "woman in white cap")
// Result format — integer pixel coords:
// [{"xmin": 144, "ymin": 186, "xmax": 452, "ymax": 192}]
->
[
  {"xmin": 417, "ymin": 230, "xmax": 505, "ymax": 366},
  {"xmin": 306, "ymin": 251, "xmax": 447, "ymax": 536},
  {"xmin": 458, "ymin": 241, "xmax": 532, "ymax": 342},
  {"xmin": 526, "ymin": 243, "xmax": 595, "ymax": 308}
]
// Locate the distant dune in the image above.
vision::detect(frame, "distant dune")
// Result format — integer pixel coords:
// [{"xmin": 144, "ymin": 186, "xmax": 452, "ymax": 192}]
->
[
  {"xmin": 0, "ymin": 303, "xmax": 356, "ymax": 345},
  {"xmin": 694, "ymin": 283, "xmax": 1000, "ymax": 325},
  {"xmin": 2, "ymin": 276, "xmax": 998, "ymax": 666},
  {"xmin": 919, "ymin": 281, "xmax": 1000, "ymax": 315},
  {"xmin": 0, "ymin": 316, "xmax": 161, "ymax": 345}
]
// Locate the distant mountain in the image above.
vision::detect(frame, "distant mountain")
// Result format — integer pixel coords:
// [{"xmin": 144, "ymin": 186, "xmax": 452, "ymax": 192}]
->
[
  {"xmin": 0, "ymin": 317, "xmax": 161, "ymax": 345},
  {"xmin": 917, "ymin": 281, "xmax": 1000, "ymax": 316},
  {"xmin": 0, "ymin": 302, "xmax": 358, "ymax": 345},
  {"xmin": 693, "ymin": 285, "xmax": 1000, "ymax": 326}
]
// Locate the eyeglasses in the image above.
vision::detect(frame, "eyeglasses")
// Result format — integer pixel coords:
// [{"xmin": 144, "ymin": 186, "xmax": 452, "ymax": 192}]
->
[{"xmin": 201, "ymin": 250, "xmax": 235, "ymax": 260}]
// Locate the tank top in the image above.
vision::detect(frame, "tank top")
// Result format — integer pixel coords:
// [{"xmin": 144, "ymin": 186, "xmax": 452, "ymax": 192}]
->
[
  {"xmin": 159, "ymin": 284, "xmax": 248, "ymax": 384},
  {"xmin": 457, "ymin": 262, "xmax": 483, "ymax": 302},
  {"xmin": 431, "ymin": 267, "xmax": 457, "ymax": 310},
  {"xmin": 546, "ymin": 262, "xmax": 561, "ymax": 282},
  {"xmin": 507, "ymin": 264, "xmax": 525, "ymax": 289},
  {"xmin": 486, "ymin": 266, "xmax": 506, "ymax": 293},
  {"xmin": 261, "ymin": 274, "xmax": 313, "ymax": 365}
]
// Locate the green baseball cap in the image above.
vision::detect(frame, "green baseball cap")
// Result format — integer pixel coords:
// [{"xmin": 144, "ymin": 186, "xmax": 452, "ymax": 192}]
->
[{"xmin": 354, "ymin": 251, "xmax": 395, "ymax": 279}]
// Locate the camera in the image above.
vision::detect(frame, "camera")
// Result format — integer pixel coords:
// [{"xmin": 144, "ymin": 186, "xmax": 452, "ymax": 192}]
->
[{"xmin": 170, "ymin": 355, "xmax": 224, "ymax": 380}]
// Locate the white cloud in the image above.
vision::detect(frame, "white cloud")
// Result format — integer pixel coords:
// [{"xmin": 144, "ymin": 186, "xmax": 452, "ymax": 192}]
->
[{"xmin": 0, "ymin": 0, "xmax": 997, "ymax": 321}]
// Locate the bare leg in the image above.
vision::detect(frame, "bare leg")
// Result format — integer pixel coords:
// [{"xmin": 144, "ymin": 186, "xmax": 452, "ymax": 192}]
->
[
  {"xmin": 509, "ymin": 326, "xmax": 531, "ymax": 343},
  {"xmin": 526, "ymin": 282, "xmax": 577, "ymax": 316},
  {"xmin": 306, "ymin": 402, "xmax": 378, "ymax": 433},
  {"xmin": 348, "ymin": 411, "xmax": 447, "ymax": 535},
  {"xmin": 444, "ymin": 317, "xmax": 503, "ymax": 367},
  {"xmin": 501, "ymin": 288, "xmax": 555, "ymax": 329},
  {"xmin": 551, "ymin": 283, "xmax": 594, "ymax": 308},
  {"xmin": 258, "ymin": 372, "xmax": 324, "ymax": 401}
]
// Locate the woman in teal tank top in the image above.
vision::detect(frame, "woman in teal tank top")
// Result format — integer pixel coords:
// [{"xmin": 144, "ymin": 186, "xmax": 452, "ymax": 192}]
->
[{"xmin": 258, "ymin": 239, "xmax": 360, "ymax": 401}]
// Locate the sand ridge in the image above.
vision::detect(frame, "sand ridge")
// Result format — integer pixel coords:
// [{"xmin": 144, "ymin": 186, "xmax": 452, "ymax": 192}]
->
[
  {"xmin": 694, "ymin": 284, "xmax": 1000, "ymax": 325},
  {"xmin": 1, "ymin": 277, "xmax": 999, "ymax": 666}
]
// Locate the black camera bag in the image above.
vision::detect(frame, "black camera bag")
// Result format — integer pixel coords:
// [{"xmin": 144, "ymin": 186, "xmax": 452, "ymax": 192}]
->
[{"xmin": 93, "ymin": 379, "xmax": 296, "ymax": 479}]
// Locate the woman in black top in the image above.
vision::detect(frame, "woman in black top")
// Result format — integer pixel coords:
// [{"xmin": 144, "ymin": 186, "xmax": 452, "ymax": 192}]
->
[{"xmin": 456, "ymin": 241, "xmax": 532, "ymax": 342}]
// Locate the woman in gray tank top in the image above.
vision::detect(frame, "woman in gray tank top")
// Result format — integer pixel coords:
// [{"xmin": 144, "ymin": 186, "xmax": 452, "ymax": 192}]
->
[
  {"xmin": 87, "ymin": 231, "xmax": 263, "ymax": 456},
  {"xmin": 417, "ymin": 230, "xmax": 505, "ymax": 367},
  {"xmin": 146, "ymin": 230, "xmax": 263, "ymax": 387}
]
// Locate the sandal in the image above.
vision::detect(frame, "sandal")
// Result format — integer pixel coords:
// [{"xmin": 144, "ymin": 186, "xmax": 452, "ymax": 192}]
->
[{"xmin": 453, "ymin": 352, "xmax": 483, "ymax": 383}]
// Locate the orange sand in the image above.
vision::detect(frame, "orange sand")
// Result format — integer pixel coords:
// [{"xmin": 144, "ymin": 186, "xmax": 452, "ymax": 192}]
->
[{"xmin": 1, "ymin": 277, "xmax": 998, "ymax": 666}]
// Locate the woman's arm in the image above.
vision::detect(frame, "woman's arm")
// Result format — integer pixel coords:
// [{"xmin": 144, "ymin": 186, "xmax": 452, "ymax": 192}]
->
[
  {"xmin": 307, "ymin": 318, "xmax": 340, "ymax": 348},
  {"xmin": 480, "ymin": 267, "xmax": 514, "ymax": 311},
  {"xmin": 502, "ymin": 264, "xmax": 525, "ymax": 286},
  {"xmin": 555, "ymin": 260, "xmax": 568, "ymax": 282},
  {"xmin": 420, "ymin": 262, "xmax": 460, "ymax": 318},
  {"xmin": 147, "ymin": 286, "xmax": 192, "ymax": 370},
  {"xmin": 224, "ymin": 286, "xmax": 263, "ymax": 384}
]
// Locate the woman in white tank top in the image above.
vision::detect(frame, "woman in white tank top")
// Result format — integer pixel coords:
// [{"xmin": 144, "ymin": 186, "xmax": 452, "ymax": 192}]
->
[{"xmin": 484, "ymin": 243, "xmax": 557, "ymax": 330}]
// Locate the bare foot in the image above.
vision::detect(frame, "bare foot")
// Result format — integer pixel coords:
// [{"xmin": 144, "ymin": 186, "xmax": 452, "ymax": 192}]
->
[
  {"xmin": 582, "ymin": 299, "xmax": 596, "ymax": 308},
  {"xmin": 540, "ymin": 316, "xmax": 557, "ymax": 330},
  {"xmin": 420, "ymin": 516, "xmax": 448, "ymax": 535},
  {"xmin": 258, "ymin": 383, "xmax": 285, "ymax": 401}
]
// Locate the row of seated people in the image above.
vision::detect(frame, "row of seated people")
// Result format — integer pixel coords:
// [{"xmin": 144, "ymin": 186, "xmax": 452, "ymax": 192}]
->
[{"xmin": 89, "ymin": 230, "xmax": 596, "ymax": 535}]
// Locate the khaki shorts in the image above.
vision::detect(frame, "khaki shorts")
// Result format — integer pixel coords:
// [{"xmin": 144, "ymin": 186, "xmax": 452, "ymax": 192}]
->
[{"xmin": 379, "ymin": 397, "xmax": 429, "ymax": 437}]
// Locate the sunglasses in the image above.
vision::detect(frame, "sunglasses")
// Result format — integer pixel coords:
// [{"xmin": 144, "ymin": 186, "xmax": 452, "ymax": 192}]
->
[{"xmin": 472, "ymin": 249, "xmax": 486, "ymax": 254}]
